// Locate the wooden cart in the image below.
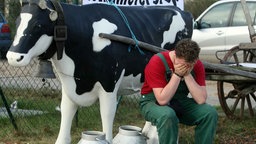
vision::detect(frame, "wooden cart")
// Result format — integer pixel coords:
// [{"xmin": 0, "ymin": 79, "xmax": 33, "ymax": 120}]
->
[
  {"xmin": 203, "ymin": 0, "xmax": 256, "ymax": 119},
  {"xmin": 99, "ymin": 0, "xmax": 256, "ymax": 119},
  {"xmin": 204, "ymin": 47, "xmax": 256, "ymax": 119}
]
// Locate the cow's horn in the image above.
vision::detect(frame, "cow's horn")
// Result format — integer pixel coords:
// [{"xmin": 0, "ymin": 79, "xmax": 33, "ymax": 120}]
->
[
  {"xmin": 38, "ymin": 0, "xmax": 47, "ymax": 9},
  {"xmin": 49, "ymin": 11, "xmax": 58, "ymax": 21}
]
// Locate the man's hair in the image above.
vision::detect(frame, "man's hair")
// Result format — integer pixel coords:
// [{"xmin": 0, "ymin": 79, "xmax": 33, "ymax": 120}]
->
[{"xmin": 175, "ymin": 38, "xmax": 200, "ymax": 63}]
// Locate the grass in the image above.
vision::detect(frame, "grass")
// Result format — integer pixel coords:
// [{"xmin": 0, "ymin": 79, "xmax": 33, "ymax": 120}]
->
[
  {"xmin": 178, "ymin": 116, "xmax": 256, "ymax": 144},
  {"xmin": 0, "ymin": 91, "xmax": 256, "ymax": 144}
]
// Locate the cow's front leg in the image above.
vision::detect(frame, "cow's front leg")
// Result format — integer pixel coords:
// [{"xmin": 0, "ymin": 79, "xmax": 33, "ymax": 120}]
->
[
  {"xmin": 99, "ymin": 92, "xmax": 117, "ymax": 143},
  {"xmin": 55, "ymin": 90, "xmax": 78, "ymax": 144}
]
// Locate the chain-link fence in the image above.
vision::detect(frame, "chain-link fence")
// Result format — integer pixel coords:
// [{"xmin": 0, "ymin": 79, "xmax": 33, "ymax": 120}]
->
[
  {"xmin": 0, "ymin": 59, "xmax": 61, "ymax": 138},
  {"xmin": 0, "ymin": 57, "xmax": 142, "ymax": 142}
]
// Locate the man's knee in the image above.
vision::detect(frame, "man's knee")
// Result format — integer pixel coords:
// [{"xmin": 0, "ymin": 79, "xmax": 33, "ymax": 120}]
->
[
  {"xmin": 207, "ymin": 106, "xmax": 218, "ymax": 120},
  {"xmin": 202, "ymin": 106, "xmax": 218, "ymax": 125},
  {"xmin": 157, "ymin": 108, "xmax": 178, "ymax": 125}
]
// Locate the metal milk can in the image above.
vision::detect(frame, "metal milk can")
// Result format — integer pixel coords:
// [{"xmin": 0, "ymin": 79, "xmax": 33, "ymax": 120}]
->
[
  {"xmin": 77, "ymin": 131, "xmax": 109, "ymax": 144},
  {"xmin": 113, "ymin": 125, "xmax": 147, "ymax": 144}
]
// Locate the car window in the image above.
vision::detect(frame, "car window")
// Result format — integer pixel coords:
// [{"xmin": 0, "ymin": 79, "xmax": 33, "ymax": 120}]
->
[
  {"xmin": 232, "ymin": 2, "xmax": 256, "ymax": 26},
  {"xmin": 200, "ymin": 3, "xmax": 234, "ymax": 28}
]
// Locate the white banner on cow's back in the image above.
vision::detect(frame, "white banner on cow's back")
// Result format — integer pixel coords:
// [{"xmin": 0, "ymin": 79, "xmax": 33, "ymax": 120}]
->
[{"xmin": 82, "ymin": 0, "xmax": 184, "ymax": 10}]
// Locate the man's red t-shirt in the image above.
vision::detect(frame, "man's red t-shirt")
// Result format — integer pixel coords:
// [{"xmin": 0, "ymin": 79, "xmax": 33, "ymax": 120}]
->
[{"xmin": 141, "ymin": 51, "xmax": 206, "ymax": 95}]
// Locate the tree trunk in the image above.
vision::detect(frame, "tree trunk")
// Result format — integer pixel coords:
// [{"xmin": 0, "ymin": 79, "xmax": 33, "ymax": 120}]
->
[{"xmin": 4, "ymin": 0, "xmax": 9, "ymax": 18}]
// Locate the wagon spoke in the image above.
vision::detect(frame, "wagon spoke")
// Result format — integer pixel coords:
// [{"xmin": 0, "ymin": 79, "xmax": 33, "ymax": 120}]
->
[
  {"xmin": 233, "ymin": 53, "xmax": 239, "ymax": 65},
  {"xmin": 231, "ymin": 96, "xmax": 240, "ymax": 114},
  {"xmin": 240, "ymin": 97, "xmax": 245, "ymax": 117},
  {"xmin": 248, "ymin": 50, "xmax": 256, "ymax": 62},
  {"xmin": 246, "ymin": 94, "xmax": 255, "ymax": 117},
  {"xmin": 244, "ymin": 51, "xmax": 249, "ymax": 62},
  {"xmin": 251, "ymin": 93, "xmax": 256, "ymax": 101}
]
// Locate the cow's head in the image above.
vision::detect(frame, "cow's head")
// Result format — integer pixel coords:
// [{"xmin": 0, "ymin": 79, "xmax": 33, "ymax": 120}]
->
[{"xmin": 7, "ymin": 0, "xmax": 61, "ymax": 66}]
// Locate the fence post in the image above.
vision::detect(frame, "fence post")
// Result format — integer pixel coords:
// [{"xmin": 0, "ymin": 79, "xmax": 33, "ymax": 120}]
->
[{"xmin": 0, "ymin": 87, "xmax": 18, "ymax": 130}]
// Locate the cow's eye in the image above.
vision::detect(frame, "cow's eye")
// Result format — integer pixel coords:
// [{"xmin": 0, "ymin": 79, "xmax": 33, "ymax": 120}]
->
[
  {"xmin": 33, "ymin": 24, "xmax": 42, "ymax": 32},
  {"xmin": 36, "ymin": 24, "xmax": 42, "ymax": 28}
]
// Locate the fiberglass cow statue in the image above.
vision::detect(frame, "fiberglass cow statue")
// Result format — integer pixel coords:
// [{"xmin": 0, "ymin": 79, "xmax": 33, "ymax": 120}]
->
[{"xmin": 7, "ymin": 0, "xmax": 193, "ymax": 143}]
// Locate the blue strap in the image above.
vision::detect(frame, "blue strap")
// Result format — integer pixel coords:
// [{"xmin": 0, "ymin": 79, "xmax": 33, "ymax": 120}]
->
[{"xmin": 107, "ymin": 0, "xmax": 144, "ymax": 55}]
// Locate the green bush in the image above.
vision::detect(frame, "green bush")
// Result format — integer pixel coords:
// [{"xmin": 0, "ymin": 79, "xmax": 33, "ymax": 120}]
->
[{"xmin": 185, "ymin": 0, "xmax": 218, "ymax": 19}]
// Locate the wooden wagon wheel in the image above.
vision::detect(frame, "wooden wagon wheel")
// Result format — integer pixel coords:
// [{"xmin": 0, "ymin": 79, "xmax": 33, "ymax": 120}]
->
[{"xmin": 217, "ymin": 46, "xmax": 256, "ymax": 118}]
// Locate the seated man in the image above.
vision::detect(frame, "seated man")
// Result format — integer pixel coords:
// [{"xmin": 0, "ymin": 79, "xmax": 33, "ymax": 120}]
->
[{"xmin": 139, "ymin": 38, "xmax": 218, "ymax": 144}]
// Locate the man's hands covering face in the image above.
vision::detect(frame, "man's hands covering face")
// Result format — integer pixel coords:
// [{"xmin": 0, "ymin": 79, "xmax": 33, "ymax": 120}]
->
[{"xmin": 174, "ymin": 61, "xmax": 195, "ymax": 77}]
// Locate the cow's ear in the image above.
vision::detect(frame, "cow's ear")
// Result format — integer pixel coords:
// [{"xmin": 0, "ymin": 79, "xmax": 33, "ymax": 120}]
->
[
  {"xmin": 20, "ymin": 0, "xmax": 29, "ymax": 6},
  {"xmin": 37, "ymin": 0, "xmax": 58, "ymax": 21},
  {"xmin": 49, "ymin": 11, "xmax": 58, "ymax": 21}
]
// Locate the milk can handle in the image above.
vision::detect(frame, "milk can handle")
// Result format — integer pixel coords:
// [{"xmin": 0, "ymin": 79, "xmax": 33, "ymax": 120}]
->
[
  {"xmin": 95, "ymin": 137, "xmax": 109, "ymax": 144},
  {"xmin": 138, "ymin": 132, "xmax": 149, "ymax": 140}
]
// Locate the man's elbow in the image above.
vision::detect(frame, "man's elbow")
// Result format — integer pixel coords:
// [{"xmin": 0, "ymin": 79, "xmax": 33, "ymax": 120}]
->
[
  {"xmin": 157, "ymin": 100, "xmax": 169, "ymax": 106},
  {"xmin": 196, "ymin": 95, "xmax": 207, "ymax": 104},
  {"xmin": 197, "ymin": 100, "xmax": 206, "ymax": 105}
]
